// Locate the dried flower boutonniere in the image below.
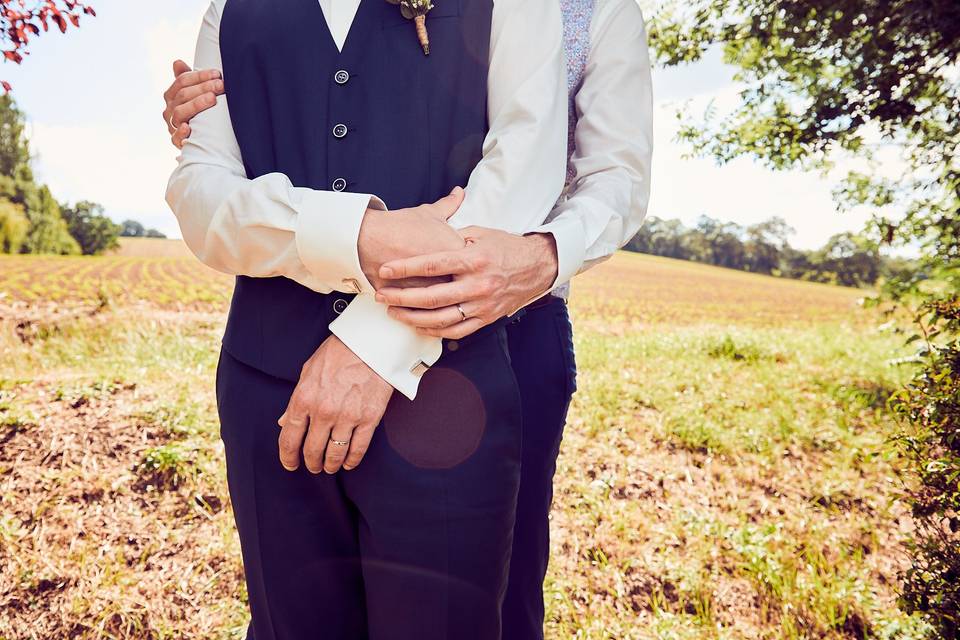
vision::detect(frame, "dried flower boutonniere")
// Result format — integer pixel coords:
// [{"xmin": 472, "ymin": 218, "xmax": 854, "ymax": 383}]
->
[{"xmin": 386, "ymin": 0, "xmax": 434, "ymax": 55}]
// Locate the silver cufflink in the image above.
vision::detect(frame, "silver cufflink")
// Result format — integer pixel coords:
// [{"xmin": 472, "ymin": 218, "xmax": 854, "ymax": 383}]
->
[{"xmin": 410, "ymin": 361, "xmax": 429, "ymax": 377}]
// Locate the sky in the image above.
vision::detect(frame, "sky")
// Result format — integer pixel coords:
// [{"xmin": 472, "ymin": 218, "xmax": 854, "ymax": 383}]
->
[{"xmin": 2, "ymin": 0, "xmax": 894, "ymax": 250}]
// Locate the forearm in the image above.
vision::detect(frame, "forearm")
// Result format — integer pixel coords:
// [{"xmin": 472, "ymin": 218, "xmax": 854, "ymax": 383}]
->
[
  {"xmin": 447, "ymin": 0, "xmax": 567, "ymax": 236},
  {"xmin": 166, "ymin": 0, "xmax": 382, "ymax": 295}
]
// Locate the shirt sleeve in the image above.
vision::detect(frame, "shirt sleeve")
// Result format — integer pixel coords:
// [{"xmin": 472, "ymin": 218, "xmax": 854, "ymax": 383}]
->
[
  {"xmin": 165, "ymin": 0, "xmax": 383, "ymax": 296},
  {"xmin": 330, "ymin": 0, "xmax": 568, "ymax": 399},
  {"xmin": 532, "ymin": 0, "xmax": 653, "ymax": 288}
]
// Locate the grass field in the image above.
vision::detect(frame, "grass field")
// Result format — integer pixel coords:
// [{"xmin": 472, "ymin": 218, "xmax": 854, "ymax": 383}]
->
[{"xmin": 0, "ymin": 241, "xmax": 929, "ymax": 639}]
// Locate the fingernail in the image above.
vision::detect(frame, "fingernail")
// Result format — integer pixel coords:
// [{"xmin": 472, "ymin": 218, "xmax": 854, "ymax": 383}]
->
[
  {"xmin": 282, "ymin": 464, "xmax": 298, "ymax": 472},
  {"xmin": 380, "ymin": 266, "xmax": 393, "ymax": 278},
  {"xmin": 375, "ymin": 293, "xmax": 385, "ymax": 303},
  {"xmin": 215, "ymin": 80, "xmax": 224, "ymax": 91},
  {"xmin": 343, "ymin": 465, "xmax": 354, "ymax": 471},
  {"xmin": 213, "ymin": 70, "xmax": 222, "ymax": 78}
]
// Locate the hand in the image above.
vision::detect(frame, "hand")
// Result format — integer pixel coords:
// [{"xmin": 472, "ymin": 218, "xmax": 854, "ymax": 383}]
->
[
  {"xmin": 163, "ymin": 59, "xmax": 225, "ymax": 149},
  {"xmin": 357, "ymin": 187, "xmax": 468, "ymax": 290},
  {"xmin": 374, "ymin": 227, "xmax": 559, "ymax": 339},
  {"xmin": 277, "ymin": 336, "xmax": 394, "ymax": 474}
]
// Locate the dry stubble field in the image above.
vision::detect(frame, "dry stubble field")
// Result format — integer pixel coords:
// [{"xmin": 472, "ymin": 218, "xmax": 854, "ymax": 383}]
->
[{"xmin": 0, "ymin": 239, "xmax": 930, "ymax": 639}]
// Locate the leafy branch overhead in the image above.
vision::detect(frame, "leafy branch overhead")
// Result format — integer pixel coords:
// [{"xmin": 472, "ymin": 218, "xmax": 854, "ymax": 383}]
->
[
  {"xmin": 0, "ymin": 1, "xmax": 96, "ymax": 90},
  {"xmin": 649, "ymin": 0, "xmax": 960, "ymax": 266}
]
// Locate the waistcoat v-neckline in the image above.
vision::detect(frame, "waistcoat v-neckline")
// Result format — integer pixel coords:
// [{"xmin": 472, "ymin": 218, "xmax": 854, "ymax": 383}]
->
[{"xmin": 307, "ymin": 0, "xmax": 374, "ymax": 58}]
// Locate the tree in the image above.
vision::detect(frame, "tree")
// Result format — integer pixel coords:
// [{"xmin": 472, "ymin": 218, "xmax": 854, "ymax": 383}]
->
[
  {"xmin": 61, "ymin": 199, "xmax": 119, "ymax": 255},
  {"xmin": 0, "ymin": 96, "xmax": 77, "ymax": 253},
  {"xmin": 0, "ymin": 195, "xmax": 26, "ymax": 252},
  {"xmin": 17, "ymin": 180, "xmax": 77, "ymax": 254},
  {"xmin": 120, "ymin": 219, "xmax": 145, "ymax": 237},
  {"xmin": 649, "ymin": 0, "xmax": 959, "ymax": 275},
  {"xmin": 0, "ymin": 1, "xmax": 96, "ymax": 91}
]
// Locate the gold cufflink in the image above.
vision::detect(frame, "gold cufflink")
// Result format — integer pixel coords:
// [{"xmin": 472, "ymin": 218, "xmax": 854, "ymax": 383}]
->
[{"xmin": 342, "ymin": 278, "xmax": 362, "ymax": 294}]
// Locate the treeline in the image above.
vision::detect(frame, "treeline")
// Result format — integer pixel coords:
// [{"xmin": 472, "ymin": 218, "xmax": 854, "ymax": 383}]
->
[
  {"xmin": 625, "ymin": 215, "xmax": 912, "ymax": 288},
  {"xmin": 0, "ymin": 95, "xmax": 162, "ymax": 257}
]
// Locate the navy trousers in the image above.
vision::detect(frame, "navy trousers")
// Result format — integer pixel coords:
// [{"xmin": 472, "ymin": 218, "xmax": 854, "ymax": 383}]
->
[
  {"xmin": 217, "ymin": 297, "xmax": 574, "ymax": 640},
  {"xmin": 502, "ymin": 296, "xmax": 577, "ymax": 640}
]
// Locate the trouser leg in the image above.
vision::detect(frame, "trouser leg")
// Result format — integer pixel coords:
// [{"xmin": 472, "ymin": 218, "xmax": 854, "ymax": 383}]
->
[
  {"xmin": 216, "ymin": 350, "xmax": 368, "ymax": 640},
  {"xmin": 501, "ymin": 299, "xmax": 577, "ymax": 640},
  {"xmin": 344, "ymin": 328, "xmax": 524, "ymax": 640}
]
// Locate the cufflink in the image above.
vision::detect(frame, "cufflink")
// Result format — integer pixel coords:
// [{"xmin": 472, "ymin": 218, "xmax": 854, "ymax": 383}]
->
[
  {"xmin": 410, "ymin": 361, "xmax": 429, "ymax": 377},
  {"xmin": 342, "ymin": 278, "xmax": 362, "ymax": 294}
]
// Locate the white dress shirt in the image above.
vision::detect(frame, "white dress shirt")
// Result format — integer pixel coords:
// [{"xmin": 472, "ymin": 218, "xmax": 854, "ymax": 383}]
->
[
  {"xmin": 166, "ymin": 0, "xmax": 568, "ymax": 399},
  {"xmin": 545, "ymin": 0, "xmax": 653, "ymax": 293}
]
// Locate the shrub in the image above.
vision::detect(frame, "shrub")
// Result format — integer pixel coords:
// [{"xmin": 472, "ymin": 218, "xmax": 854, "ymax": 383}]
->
[{"xmin": 893, "ymin": 296, "xmax": 960, "ymax": 636}]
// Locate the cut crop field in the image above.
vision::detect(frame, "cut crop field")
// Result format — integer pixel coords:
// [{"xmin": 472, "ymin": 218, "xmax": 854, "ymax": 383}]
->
[{"xmin": 0, "ymin": 246, "xmax": 928, "ymax": 639}]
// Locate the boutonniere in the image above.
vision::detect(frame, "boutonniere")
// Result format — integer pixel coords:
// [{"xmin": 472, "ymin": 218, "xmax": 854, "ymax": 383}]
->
[{"xmin": 386, "ymin": 0, "xmax": 434, "ymax": 55}]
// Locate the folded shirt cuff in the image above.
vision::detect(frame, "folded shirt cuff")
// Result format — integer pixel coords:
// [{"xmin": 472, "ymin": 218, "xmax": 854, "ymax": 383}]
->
[
  {"xmin": 329, "ymin": 293, "xmax": 444, "ymax": 400},
  {"xmin": 294, "ymin": 190, "xmax": 386, "ymax": 295},
  {"xmin": 531, "ymin": 216, "xmax": 586, "ymax": 290}
]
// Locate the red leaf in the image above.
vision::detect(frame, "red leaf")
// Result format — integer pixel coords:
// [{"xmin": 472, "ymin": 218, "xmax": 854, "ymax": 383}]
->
[
  {"xmin": 68, "ymin": 13, "xmax": 78, "ymax": 27},
  {"xmin": 2, "ymin": 81, "xmax": 12, "ymax": 93},
  {"xmin": 52, "ymin": 14, "xmax": 66, "ymax": 33},
  {"xmin": 3, "ymin": 50, "xmax": 22, "ymax": 63}
]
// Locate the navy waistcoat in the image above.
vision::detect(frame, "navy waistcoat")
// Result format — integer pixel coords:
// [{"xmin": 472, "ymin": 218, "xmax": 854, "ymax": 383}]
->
[{"xmin": 218, "ymin": 0, "xmax": 492, "ymax": 382}]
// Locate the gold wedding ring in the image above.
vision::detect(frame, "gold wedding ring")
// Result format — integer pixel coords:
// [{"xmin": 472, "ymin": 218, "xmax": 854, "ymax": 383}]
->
[
  {"xmin": 330, "ymin": 439, "xmax": 350, "ymax": 447},
  {"xmin": 456, "ymin": 303, "xmax": 467, "ymax": 321}
]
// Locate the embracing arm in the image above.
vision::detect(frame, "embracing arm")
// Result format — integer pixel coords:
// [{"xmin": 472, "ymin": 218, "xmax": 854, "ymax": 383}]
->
[
  {"xmin": 165, "ymin": 0, "xmax": 381, "ymax": 295},
  {"xmin": 533, "ymin": 0, "xmax": 653, "ymax": 288},
  {"xmin": 328, "ymin": 0, "xmax": 568, "ymax": 395},
  {"xmin": 376, "ymin": 0, "xmax": 653, "ymax": 336}
]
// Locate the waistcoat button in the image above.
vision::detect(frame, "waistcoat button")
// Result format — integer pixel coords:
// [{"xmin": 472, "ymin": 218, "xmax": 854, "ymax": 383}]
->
[
  {"xmin": 332, "ymin": 123, "xmax": 348, "ymax": 139},
  {"xmin": 334, "ymin": 69, "xmax": 350, "ymax": 85},
  {"xmin": 332, "ymin": 177, "xmax": 347, "ymax": 192},
  {"xmin": 447, "ymin": 340, "xmax": 460, "ymax": 352},
  {"xmin": 333, "ymin": 298, "xmax": 349, "ymax": 314}
]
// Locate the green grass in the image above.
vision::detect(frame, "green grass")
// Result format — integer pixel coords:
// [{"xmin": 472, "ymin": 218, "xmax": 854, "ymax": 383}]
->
[{"xmin": 0, "ymin": 250, "xmax": 931, "ymax": 639}]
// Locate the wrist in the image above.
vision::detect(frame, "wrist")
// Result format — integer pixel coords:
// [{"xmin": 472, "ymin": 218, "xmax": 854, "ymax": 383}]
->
[
  {"xmin": 358, "ymin": 208, "xmax": 389, "ymax": 285},
  {"xmin": 523, "ymin": 232, "xmax": 559, "ymax": 294}
]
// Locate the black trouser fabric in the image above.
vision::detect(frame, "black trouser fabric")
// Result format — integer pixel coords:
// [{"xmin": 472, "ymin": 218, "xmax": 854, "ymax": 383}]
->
[
  {"xmin": 217, "ymin": 318, "xmax": 524, "ymax": 640},
  {"xmin": 501, "ymin": 296, "xmax": 577, "ymax": 640}
]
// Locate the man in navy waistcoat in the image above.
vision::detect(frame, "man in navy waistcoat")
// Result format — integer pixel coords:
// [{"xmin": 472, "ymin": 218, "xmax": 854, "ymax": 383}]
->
[{"xmin": 166, "ymin": 0, "xmax": 572, "ymax": 638}]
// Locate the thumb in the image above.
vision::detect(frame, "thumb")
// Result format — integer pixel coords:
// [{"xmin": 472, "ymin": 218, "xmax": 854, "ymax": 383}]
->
[
  {"xmin": 173, "ymin": 59, "xmax": 192, "ymax": 78},
  {"xmin": 429, "ymin": 186, "xmax": 465, "ymax": 221}
]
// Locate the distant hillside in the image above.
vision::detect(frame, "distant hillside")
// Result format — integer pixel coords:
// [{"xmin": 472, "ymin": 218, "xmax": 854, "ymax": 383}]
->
[{"xmin": 112, "ymin": 237, "xmax": 195, "ymax": 258}]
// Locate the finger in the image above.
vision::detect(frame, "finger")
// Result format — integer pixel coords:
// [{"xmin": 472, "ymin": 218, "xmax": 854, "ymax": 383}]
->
[
  {"xmin": 379, "ymin": 250, "xmax": 471, "ymax": 280},
  {"xmin": 172, "ymin": 124, "xmax": 191, "ymax": 149},
  {"xmin": 343, "ymin": 424, "xmax": 375, "ymax": 471},
  {"xmin": 174, "ymin": 78, "xmax": 225, "ymax": 108},
  {"xmin": 324, "ymin": 425, "xmax": 355, "ymax": 474},
  {"xmin": 417, "ymin": 317, "xmax": 487, "ymax": 340},
  {"xmin": 172, "ymin": 59, "xmax": 192, "ymax": 78},
  {"xmin": 387, "ymin": 304, "xmax": 466, "ymax": 330},
  {"xmin": 301, "ymin": 418, "xmax": 334, "ymax": 475},
  {"xmin": 376, "ymin": 280, "xmax": 477, "ymax": 309},
  {"xmin": 277, "ymin": 409, "xmax": 309, "ymax": 471},
  {"xmin": 164, "ymin": 68, "xmax": 222, "ymax": 101},
  {"xmin": 172, "ymin": 93, "xmax": 218, "ymax": 128},
  {"xmin": 427, "ymin": 186, "xmax": 465, "ymax": 221}
]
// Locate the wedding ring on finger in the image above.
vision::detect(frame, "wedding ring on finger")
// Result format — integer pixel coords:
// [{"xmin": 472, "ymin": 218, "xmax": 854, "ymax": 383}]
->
[
  {"xmin": 456, "ymin": 303, "xmax": 467, "ymax": 321},
  {"xmin": 330, "ymin": 438, "xmax": 350, "ymax": 447}
]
